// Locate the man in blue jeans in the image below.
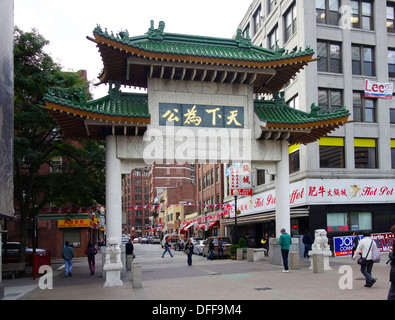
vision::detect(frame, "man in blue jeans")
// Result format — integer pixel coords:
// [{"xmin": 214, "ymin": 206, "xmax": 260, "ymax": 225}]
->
[
  {"xmin": 62, "ymin": 241, "xmax": 74, "ymax": 277},
  {"xmin": 279, "ymin": 228, "xmax": 292, "ymax": 273}
]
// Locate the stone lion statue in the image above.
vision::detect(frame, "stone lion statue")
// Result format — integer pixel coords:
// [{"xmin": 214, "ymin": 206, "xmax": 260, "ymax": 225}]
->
[
  {"xmin": 312, "ymin": 229, "xmax": 330, "ymax": 251},
  {"xmin": 104, "ymin": 237, "xmax": 122, "ymax": 265}
]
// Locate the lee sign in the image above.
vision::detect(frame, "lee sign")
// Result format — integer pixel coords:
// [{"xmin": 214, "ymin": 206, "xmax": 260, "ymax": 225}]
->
[{"xmin": 364, "ymin": 79, "xmax": 393, "ymax": 99}]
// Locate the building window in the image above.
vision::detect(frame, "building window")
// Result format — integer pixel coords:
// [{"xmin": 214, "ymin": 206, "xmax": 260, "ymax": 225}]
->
[
  {"xmin": 317, "ymin": 41, "xmax": 342, "ymax": 73},
  {"xmin": 352, "ymin": 45, "xmax": 374, "ymax": 76},
  {"xmin": 316, "ymin": 0, "xmax": 340, "ymax": 25},
  {"xmin": 253, "ymin": 5, "xmax": 262, "ymax": 35},
  {"xmin": 388, "ymin": 3, "xmax": 395, "ymax": 32},
  {"xmin": 268, "ymin": 25, "xmax": 279, "ymax": 50},
  {"xmin": 287, "ymin": 94, "xmax": 300, "ymax": 110},
  {"xmin": 243, "ymin": 24, "xmax": 250, "ymax": 38},
  {"xmin": 319, "ymin": 137, "xmax": 345, "ymax": 168},
  {"xmin": 268, "ymin": 0, "xmax": 276, "ymax": 14},
  {"xmin": 354, "ymin": 138, "xmax": 377, "ymax": 169},
  {"xmin": 327, "ymin": 212, "xmax": 372, "ymax": 232},
  {"xmin": 389, "ymin": 49, "xmax": 395, "ymax": 78},
  {"xmin": 50, "ymin": 156, "xmax": 62, "ymax": 173},
  {"xmin": 351, "ymin": 0, "xmax": 373, "ymax": 30},
  {"xmin": 256, "ymin": 169, "xmax": 266, "ymax": 185},
  {"xmin": 392, "ymin": 140, "xmax": 395, "ymax": 169},
  {"xmin": 318, "ymin": 88, "xmax": 343, "ymax": 113},
  {"xmin": 353, "ymin": 91, "xmax": 376, "ymax": 122},
  {"xmin": 289, "ymin": 144, "xmax": 300, "ymax": 173},
  {"xmin": 390, "ymin": 97, "xmax": 395, "ymax": 123},
  {"xmin": 284, "ymin": 3, "xmax": 297, "ymax": 42}
]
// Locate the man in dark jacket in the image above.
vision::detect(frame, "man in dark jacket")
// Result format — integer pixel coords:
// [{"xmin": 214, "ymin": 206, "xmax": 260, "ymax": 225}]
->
[
  {"xmin": 62, "ymin": 241, "xmax": 74, "ymax": 277},
  {"xmin": 302, "ymin": 230, "xmax": 313, "ymax": 259},
  {"xmin": 126, "ymin": 238, "xmax": 134, "ymax": 256}
]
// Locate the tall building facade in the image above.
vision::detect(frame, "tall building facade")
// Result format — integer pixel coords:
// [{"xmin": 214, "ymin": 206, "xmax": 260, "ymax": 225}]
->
[
  {"xmin": 233, "ymin": 0, "xmax": 395, "ymax": 242},
  {"xmin": 122, "ymin": 168, "xmax": 150, "ymax": 238},
  {"xmin": 148, "ymin": 163, "xmax": 196, "ymax": 234}
]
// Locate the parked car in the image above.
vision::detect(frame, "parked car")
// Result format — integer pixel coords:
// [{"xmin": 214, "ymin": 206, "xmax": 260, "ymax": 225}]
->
[
  {"xmin": 133, "ymin": 238, "xmax": 140, "ymax": 244},
  {"xmin": 193, "ymin": 240, "xmax": 205, "ymax": 255},
  {"xmin": 140, "ymin": 237, "xmax": 149, "ymax": 244},
  {"xmin": 174, "ymin": 238, "xmax": 185, "ymax": 251},
  {"xmin": 2, "ymin": 242, "xmax": 46, "ymax": 263},
  {"xmin": 203, "ymin": 236, "xmax": 232, "ymax": 258},
  {"xmin": 152, "ymin": 237, "xmax": 160, "ymax": 244}
]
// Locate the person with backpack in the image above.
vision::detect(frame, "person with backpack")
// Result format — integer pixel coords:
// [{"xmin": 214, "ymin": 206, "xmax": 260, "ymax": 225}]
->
[{"xmin": 85, "ymin": 242, "xmax": 98, "ymax": 275}]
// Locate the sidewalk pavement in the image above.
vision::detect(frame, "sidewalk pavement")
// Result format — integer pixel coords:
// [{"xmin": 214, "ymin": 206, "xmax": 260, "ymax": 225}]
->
[{"xmin": 1, "ymin": 249, "xmax": 393, "ymax": 301}]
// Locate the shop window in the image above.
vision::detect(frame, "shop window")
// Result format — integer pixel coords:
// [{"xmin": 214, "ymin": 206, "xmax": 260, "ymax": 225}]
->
[
  {"xmin": 63, "ymin": 228, "xmax": 81, "ymax": 248},
  {"xmin": 289, "ymin": 144, "xmax": 300, "ymax": 173},
  {"xmin": 316, "ymin": 0, "xmax": 340, "ymax": 26},
  {"xmin": 354, "ymin": 138, "xmax": 377, "ymax": 168},
  {"xmin": 319, "ymin": 137, "xmax": 345, "ymax": 168},
  {"xmin": 327, "ymin": 212, "xmax": 372, "ymax": 232}
]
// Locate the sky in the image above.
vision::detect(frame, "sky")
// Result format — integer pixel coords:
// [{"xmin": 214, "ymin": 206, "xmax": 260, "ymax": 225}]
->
[{"xmin": 14, "ymin": 0, "xmax": 252, "ymax": 99}]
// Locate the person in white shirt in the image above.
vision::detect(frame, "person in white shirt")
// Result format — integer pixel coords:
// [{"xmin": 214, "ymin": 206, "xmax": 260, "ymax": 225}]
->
[{"xmin": 352, "ymin": 231, "xmax": 377, "ymax": 287}]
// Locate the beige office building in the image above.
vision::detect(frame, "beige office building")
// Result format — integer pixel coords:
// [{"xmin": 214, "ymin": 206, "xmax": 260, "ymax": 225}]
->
[{"xmin": 231, "ymin": 0, "xmax": 395, "ymax": 241}]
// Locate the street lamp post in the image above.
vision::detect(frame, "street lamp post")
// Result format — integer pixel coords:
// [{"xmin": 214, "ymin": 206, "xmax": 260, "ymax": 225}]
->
[{"xmin": 233, "ymin": 190, "xmax": 239, "ymax": 245}]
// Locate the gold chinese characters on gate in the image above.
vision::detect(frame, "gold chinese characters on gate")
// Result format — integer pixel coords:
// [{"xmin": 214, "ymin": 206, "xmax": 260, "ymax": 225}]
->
[{"xmin": 159, "ymin": 103, "xmax": 244, "ymax": 128}]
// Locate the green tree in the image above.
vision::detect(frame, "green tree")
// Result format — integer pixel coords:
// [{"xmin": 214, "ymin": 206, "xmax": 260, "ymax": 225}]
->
[{"xmin": 13, "ymin": 27, "xmax": 104, "ymax": 262}]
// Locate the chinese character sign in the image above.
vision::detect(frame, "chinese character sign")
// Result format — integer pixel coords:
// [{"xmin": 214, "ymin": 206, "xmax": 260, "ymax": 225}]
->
[
  {"xmin": 230, "ymin": 163, "xmax": 252, "ymax": 196},
  {"xmin": 159, "ymin": 103, "xmax": 244, "ymax": 128}
]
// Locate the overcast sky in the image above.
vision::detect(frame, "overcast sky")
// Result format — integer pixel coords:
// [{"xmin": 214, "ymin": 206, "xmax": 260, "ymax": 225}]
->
[{"xmin": 14, "ymin": 0, "xmax": 252, "ymax": 98}]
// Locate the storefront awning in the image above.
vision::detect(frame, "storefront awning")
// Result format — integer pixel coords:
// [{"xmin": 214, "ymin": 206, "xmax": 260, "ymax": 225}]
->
[
  {"xmin": 196, "ymin": 223, "xmax": 206, "ymax": 230},
  {"xmin": 207, "ymin": 220, "xmax": 220, "ymax": 229}
]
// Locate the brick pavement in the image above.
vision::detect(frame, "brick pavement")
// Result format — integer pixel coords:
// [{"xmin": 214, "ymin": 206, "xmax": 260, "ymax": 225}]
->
[{"xmin": 2, "ymin": 244, "xmax": 392, "ymax": 301}]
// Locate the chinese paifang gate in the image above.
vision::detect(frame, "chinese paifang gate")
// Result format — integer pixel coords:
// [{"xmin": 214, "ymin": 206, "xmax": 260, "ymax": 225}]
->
[{"xmin": 42, "ymin": 21, "xmax": 350, "ymax": 286}]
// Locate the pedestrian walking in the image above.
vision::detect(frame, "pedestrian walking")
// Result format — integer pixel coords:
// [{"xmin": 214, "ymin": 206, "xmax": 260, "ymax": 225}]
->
[
  {"xmin": 98, "ymin": 238, "xmax": 106, "ymax": 253},
  {"xmin": 352, "ymin": 232, "xmax": 359, "ymax": 259},
  {"xmin": 62, "ymin": 241, "xmax": 74, "ymax": 277},
  {"xmin": 218, "ymin": 237, "xmax": 224, "ymax": 259},
  {"xmin": 162, "ymin": 239, "xmax": 173, "ymax": 258},
  {"xmin": 126, "ymin": 238, "xmax": 134, "ymax": 256},
  {"xmin": 184, "ymin": 238, "xmax": 194, "ymax": 266},
  {"xmin": 279, "ymin": 228, "xmax": 292, "ymax": 272},
  {"xmin": 302, "ymin": 230, "xmax": 313, "ymax": 259},
  {"xmin": 85, "ymin": 243, "xmax": 98, "ymax": 275},
  {"xmin": 387, "ymin": 225, "xmax": 395, "ymax": 300},
  {"xmin": 352, "ymin": 231, "xmax": 377, "ymax": 287},
  {"xmin": 207, "ymin": 238, "xmax": 215, "ymax": 261}
]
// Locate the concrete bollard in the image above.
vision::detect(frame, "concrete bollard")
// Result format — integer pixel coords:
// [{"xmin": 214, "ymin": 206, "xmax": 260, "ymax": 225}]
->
[
  {"xmin": 236, "ymin": 248, "xmax": 243, "ymax": 261},
  {"xmin": 131, "ymin": 263, "xmax": 142, "ymax": 288},
  {"xmin": 312, "ymin": 254, "xmax": 324, "ymax": 273},
  {"xmin": 289, "ymin": 252, "xmax": 300, "ymax": 270}
]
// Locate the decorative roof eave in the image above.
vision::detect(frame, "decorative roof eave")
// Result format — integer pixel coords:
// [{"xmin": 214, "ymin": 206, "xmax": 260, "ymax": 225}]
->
[
  {"xmin": 43, "ymin": 102, "xmax": 150, "ymax": 125},
  {"xmin": 91, "ymin": 32, "xmax": 314, "ymax": 69},
  {"xmin": 254, "ymin": 93, "xmax": 350, "ymax": 145}
]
